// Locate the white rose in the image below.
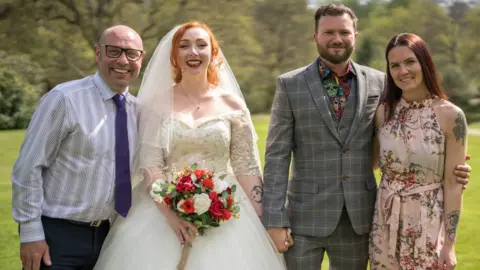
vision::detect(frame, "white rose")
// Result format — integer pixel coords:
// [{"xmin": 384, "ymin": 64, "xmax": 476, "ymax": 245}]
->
[
  {"xmin": 192, "ymin": 194, "xmax": 212, "ymax": 215},
  {"xmin": 150, "ymin": 181, "xmax": 164, "ymax": 203},
  {"xmin": 213, "ymin": 178, "xmax": 229, "ymax": 194},
  {"xmin": 150, "ymin": 191, "xmax": 163, "ymax": 204},
  {"xmin": 176, "ymin": 199, "xmax": 186, "ymax": 213},
  {"xmin": 151, "ymin": 181, "xmax": 163, "ymax": 193}
]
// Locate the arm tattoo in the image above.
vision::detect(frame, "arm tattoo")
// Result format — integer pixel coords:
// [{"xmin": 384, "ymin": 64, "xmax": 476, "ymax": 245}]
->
[
  {"xmin": 452, "ymin": 112, "xmax": 467, "ymax": 146},
  {"xmin": 250, "ymin": 185, "xmax": 264, "ymax": 203},
  {"xmin": 445, "ymin": 210, "xmax": 460, "ymax": 242}
]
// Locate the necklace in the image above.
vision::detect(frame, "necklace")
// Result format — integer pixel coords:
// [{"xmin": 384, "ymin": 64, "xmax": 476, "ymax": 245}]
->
[{"xmin": 180, "ymin": 84, "xmax": 203, "ymax": 111}]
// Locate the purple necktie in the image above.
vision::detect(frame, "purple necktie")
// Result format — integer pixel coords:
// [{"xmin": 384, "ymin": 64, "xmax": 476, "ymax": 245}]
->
[{"xmin": 112, "ymin": 94, "xmax": 132, "ymax": 217}]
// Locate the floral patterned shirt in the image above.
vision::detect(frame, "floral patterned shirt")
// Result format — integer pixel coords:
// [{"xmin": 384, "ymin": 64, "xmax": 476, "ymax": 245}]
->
[{"xmin": 318, "ymin": 58, "xmax": 356, "ymax": 119}]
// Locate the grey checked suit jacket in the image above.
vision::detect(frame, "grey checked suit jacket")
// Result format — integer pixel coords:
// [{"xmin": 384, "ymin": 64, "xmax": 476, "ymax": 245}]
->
[{"xmin": 262, "ymin": 60, "xmax": 385, "ymax": 237}]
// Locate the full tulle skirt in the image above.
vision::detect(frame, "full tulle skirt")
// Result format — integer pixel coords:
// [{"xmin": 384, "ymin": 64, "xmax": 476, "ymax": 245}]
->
[{"xmin": 94, "ymin": 183, "xmax": 286, "ymax": 270}]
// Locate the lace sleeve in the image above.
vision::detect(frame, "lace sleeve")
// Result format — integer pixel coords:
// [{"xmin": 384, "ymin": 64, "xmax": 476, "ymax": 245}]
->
[
  {"xmin": 132, "ymin": 106, "xmax": 171, "ymax": 189},
  {"xmin": 131, "ymin": 143, "xmax": 166, "ymax": 188},
  {"xmin": 229, "ymin": 109, "xmax": 262, "ymax": 177}
]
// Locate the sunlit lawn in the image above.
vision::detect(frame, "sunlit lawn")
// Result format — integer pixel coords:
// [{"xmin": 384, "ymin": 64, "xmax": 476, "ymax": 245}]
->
[
  {"xmin": 0, "ymin": 119, "xmax": 478, "ymax": 269},
  {"xmin": 469, "ymin": 122, "xmax": 480, "ymax": 130}
]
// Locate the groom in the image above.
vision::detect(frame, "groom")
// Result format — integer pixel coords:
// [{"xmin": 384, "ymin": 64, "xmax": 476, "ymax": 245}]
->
[{"xmin": 261, "ymin": 4, "xmax": 471, "ymax": 270}]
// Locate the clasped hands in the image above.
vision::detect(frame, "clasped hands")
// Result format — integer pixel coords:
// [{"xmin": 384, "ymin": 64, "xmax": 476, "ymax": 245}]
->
[{"xmin": 268, "ymin": 227, "xmax": 294, "ymax": 253}]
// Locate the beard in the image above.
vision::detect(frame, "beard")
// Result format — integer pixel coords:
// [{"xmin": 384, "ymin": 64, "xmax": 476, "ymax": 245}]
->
[{"xmin": 316, "ymin": 42, "xmax": 354, "ymax": 65}]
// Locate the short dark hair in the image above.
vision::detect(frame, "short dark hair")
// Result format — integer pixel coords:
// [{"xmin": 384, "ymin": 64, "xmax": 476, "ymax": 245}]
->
[{"xmin": 314, "ymin": 4, "xmax": 358, "ymax": 32}]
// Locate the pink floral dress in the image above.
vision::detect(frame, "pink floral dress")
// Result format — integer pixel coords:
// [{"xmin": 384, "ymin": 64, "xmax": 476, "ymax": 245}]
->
[{"xmin": 369, "ymin": 96, "xmax": 445, "ymax": 270}]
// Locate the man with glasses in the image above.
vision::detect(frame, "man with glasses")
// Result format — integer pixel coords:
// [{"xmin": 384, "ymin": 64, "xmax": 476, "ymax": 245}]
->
[{"xmin": 12, "ymin": 25, "xmax": 145, "ymax": 270}]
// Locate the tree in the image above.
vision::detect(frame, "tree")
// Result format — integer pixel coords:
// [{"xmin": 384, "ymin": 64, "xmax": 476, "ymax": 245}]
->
[
  {"xmin": 354, "ymin": 36, "xmax": 375, "ymax": 66},
  {"xmin": 441, "ymin": 65, "xmax": 475, "ymax": 107},
  {"xmin": 0, "ymin": 51, "xmax": 46, "ymax": 92},
  {"xmin": 0, "ymin": 0, "xmax": 181, "ymax": 89},
  {"xmin": 252, "ymin": 0, "xmax": 317, "ymax": 111},
  {"xmin": 4, "ymin": 0, "xmax": 475, "ymax": 116},
  {"xmin": 449, "ymin": 1, "xmax": 470, "ymax": 22},
  {"xmin": 360, "ymin": 0, "xmax": 457, "ymax": 70},
  {"xmin": 0, "ymin": 69, "xmax": 38, "ymax": 130},
  {"xmin": 459, "ymin": 6, "xmax": 480, "ymax": 85}
]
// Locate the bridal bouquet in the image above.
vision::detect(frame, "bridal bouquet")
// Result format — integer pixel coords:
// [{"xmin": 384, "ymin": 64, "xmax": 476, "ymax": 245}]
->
[{"xmin": 149, "ymin": 163, "xmax": 240, "ymax": 269}]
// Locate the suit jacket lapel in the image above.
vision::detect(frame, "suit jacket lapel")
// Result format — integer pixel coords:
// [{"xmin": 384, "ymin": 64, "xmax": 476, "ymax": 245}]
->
[
  {"xmin": 304, "ymin": 61, "xmax": 342, "ymax": 144},
  {"xmin": 345, "ymin": 62, "xmax": 368, "ymax": 145}
]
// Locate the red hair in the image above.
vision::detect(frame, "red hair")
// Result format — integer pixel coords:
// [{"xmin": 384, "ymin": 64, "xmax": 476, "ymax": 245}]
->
[
  {"xmin": 170, "ymin": 21, "xmax": 223, "ymax": 86},
  {"xmin": 382, "ymin": 33, "xmax": 448, "ymax": 120}
]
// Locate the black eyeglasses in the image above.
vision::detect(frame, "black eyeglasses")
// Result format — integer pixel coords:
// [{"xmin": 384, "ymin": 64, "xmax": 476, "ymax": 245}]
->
[{"xmin": 99, "ymin": 45, "xmax": 144, "ymax": 61}]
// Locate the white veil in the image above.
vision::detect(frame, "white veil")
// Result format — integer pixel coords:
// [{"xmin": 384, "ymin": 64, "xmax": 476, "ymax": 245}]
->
[{"xmin": 131, "ymin": 25, "xmax": 259, "ymax": 188}]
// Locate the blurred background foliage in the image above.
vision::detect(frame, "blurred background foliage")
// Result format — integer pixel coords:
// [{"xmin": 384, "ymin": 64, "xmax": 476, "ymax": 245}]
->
[{"xmin": 0, "ymin": 0, "xmax": 479, "ymax": 128}]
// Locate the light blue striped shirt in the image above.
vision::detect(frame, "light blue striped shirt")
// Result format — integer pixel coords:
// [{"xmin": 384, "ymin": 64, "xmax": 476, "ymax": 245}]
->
[{"xmin": 12, "ymin": 72, "xmax": 137, "ymax": 243}]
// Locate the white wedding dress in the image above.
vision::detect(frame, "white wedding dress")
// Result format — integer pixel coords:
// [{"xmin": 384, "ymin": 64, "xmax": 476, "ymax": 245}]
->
[{"xmin": 94, "ymin": 109, "xmax": 286, "ymax": 270}]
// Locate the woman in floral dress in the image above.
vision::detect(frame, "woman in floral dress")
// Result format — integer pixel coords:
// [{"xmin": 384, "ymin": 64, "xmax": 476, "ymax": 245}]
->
[{"xmin": 369, "ymin": 33, "xmax": 467, "ymax": 270}]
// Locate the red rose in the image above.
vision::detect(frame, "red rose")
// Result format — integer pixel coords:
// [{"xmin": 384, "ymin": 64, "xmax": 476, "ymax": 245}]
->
[
  {"xmin": 226, "ymin": 197, "xmax": 233, "ymax": 207},
  {"xmin": 176, "ymin": 176, "xmax": 196, "ymax": 192},
  {"xmin": 163, "ymin": 197, "xmax": 172, "ymax": 206},
  {"xmin": 194, "ymin": 169, "xmax": 206, "ymax": 180},
  {"xmin": 226, "ymin": 187, "xmax": 232, "ymax": 194},
  {"xmin": 182, "ymin": 200, "xmax": 195, "ymax": 214},
  {"xmin": 202, "ymin": 178, "xmax": 214, "ymax": 189},
  {"xmin": 208, "ymin": 199, "xmax": 224, "ymax": 220},
  {"xmin": 222, "ymin": 209, "xmax": 232, "ymax": 220},
  {"xmin": 209, "ymin": 192, "xmax": 218, "ymax": 200}
]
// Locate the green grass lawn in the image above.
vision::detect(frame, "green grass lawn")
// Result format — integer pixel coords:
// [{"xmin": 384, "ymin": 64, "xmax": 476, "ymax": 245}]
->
[
  {"xmin": 1, "ymin": 120, "xmax": 479, "ymax": 269},
  {"xmin": 469, "ymin": 122, "xmax": 480, "ymax": 131},
  {"xmin": 0, "ymin": 130, "xmax": 23, "ymax": 269}
]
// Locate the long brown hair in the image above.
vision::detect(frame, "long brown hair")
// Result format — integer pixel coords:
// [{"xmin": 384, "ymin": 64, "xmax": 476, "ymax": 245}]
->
[
  {"xmin": 170, "ymin": 21, "xmax": 223, "ymax": 86},
  {"xmin": 382, "ymin": 33, "xmax": 448, "ymax": 121}
]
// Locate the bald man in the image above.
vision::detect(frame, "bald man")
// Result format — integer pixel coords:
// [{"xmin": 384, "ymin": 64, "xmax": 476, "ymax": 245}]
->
[{"xmin": 12, "ymin": 25, "xmax": 145, "ymax": 270}]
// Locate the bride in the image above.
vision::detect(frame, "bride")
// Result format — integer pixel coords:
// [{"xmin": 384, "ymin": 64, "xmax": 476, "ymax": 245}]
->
[{"xmin": 93, "ymin": 22, "xmax": 288, "ymax": 269}]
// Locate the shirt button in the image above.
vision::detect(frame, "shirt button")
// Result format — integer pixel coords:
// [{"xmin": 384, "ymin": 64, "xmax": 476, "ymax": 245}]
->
[{"xmin": 343, "ymin": 148, "xmax": 349, "ymax": 153}]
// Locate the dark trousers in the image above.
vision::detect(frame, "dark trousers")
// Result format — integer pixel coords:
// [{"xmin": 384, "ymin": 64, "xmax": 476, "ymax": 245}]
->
[
  {"xmin": 37, "ymin": 216, "xmax": 110, "ymax": 270},
  {"xmin": 285, "ymin": 208, "xmax": 369, "ymax": 270}
]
